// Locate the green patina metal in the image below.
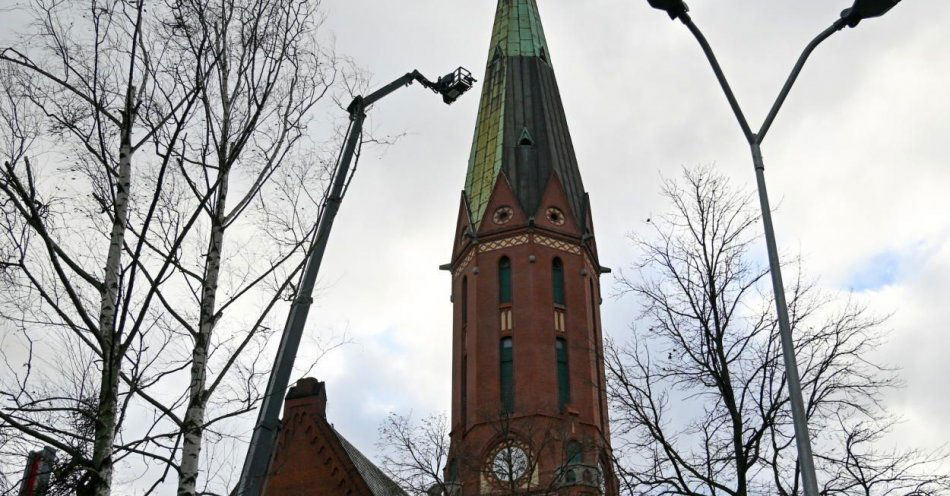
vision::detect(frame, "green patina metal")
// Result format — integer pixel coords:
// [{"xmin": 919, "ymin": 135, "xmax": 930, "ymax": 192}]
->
[
  {"xmin": 465, "ymin": 0, "xmax": 550, "ymax": 226},
  {"xmin": 491, "ymin": 0, "xmax": 549, "ymax": 58}
]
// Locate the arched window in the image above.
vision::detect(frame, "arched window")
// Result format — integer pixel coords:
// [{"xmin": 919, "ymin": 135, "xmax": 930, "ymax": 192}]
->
[
  {"xmin": 588, "ymin": 279, "xmax": 596, "ymax": 320},
  {"xmin": 552, "ymin": 258, "xmax": 565, "ymax": 305},
  {"xmin": 461, "ymin": 353, "xmax": 468, "ymax": 426},
  {"xmin": 500, "ymin": 338, "xmax": 514, "ymax": 413},
  {"xmin": 461, "ymin": 276, "xmax": 468, "ymax": 326},
  {"xmin": 448, "ymin": 458, "xmax": 460, "ymax": 483},
  {"xmin": 556, "ymin": 338, "xmax": 570, "ymax": 409},
  {"xmin": 499, "ymin": 257, "xmax": 512, "ymax": 304},
  {"xmin": 566, "ymin": 440, "xmax": 584, "ymax": 465}
]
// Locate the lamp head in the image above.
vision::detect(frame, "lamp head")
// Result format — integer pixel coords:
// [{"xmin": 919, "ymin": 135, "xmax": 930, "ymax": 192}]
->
[
  {"xmin": 435, "ymin": 67, "xmax": 476, "ymax": 105},
  {"xmin": 840, "ymin": 0, "xmax": 901, "ymax": 27},
  {"xmin": 646, "ymin": 0, "xmax": 689, "ymax": 20}
]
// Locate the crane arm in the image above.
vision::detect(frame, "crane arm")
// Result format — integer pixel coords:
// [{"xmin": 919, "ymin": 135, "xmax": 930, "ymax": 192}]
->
[{"xmin": 358, "ymin": 71, "xmax": 435, "ymax": 109}]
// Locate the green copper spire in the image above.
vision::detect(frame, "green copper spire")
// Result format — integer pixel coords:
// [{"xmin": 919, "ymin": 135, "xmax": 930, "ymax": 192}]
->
[
  {"xmin": 465, "ymin": 0, "xmax": 551, "ymax": 226},
  {"xmin": 464, "ymin": 0, "xmax": 587, "ymax": 230}
]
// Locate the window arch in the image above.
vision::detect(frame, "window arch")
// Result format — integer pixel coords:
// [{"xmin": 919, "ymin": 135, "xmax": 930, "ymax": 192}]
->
[
  {"xmin": 552, "ymin": 257, "xmax": 565, "ymax": 305},
  {"xmin": 556, "ymin": 338, "xmax": 570, "ymax": 409},
  {"xmin": 500, "ymin": 338, "xmax": 514, "ymax": 413},
  {"xmin": 499, "ymin": 257, "xmax": 512, "ymax": 304}
]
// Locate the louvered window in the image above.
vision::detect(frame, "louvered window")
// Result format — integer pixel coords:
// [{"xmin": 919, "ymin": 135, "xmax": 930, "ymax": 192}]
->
[
  {"xmin": 552, "ymin": 257, "xmax": 565, "ymax": 305},
  {"xmin": 499, "ymin": 257, "xmax": 512, "ymax": 304}
]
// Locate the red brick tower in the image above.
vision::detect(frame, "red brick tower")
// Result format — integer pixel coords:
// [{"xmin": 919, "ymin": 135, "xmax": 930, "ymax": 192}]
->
[{"xmin": 444, "ymin": 1, "xmax": 615, "ymax": 494}]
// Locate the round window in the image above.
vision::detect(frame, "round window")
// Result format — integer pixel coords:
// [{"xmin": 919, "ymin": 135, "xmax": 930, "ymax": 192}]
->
[
  {"xmin": 489, "ymin": 443, "xmax": 530, "ymax": 483},
  {"xmin": 546, "ymin": 207, "xmax": 566, "ymax": 226},
  {"xmin": 493, "ymin": 206, "xmax": 514, "ymax": 225}
]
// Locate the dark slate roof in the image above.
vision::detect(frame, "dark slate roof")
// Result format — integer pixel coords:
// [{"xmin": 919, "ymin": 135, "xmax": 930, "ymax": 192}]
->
[
  {"xmin": 464, "ymin": 0, "xmax": 588, "ymax": 231},
  {"xmin": 331, "ymin": 428, "xmax": 407, "ymax": 496}
]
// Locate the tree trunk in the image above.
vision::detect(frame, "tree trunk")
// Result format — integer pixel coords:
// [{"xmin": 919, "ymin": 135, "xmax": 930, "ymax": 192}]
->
[
  {"xmin": 709, "ymin": 277, "xmax": 749, "ymax": 496},
  {"xmin": 91, "ymin": 111, "xmax": 134, "ymax": 496},
  {"xmin": 177, "ymin": 168, "xmax": 230, "ymax": 496}
]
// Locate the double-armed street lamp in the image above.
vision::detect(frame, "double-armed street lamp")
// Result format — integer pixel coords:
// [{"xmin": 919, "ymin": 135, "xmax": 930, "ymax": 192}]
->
[
  {"xmin": 235, "ymin": 67, "xmax": 476, "ymax": 496},
  {"xmin": 641, "ymin": 1, "xmax": 902, "ymax": 494}
]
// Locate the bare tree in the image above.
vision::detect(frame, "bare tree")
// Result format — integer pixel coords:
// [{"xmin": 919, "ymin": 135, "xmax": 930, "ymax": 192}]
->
[
  {"xmin": 0, "ymin": 0, "xmax": 358, "ymax": 493},
  {"xmin": 152, "ymin": 0, "xmax": 353, "ymax": 493},
  {"xmin": 378, "ymin": 413, "xmax": 453, "ymax": 496},
  {"xmin": 606, "ymin": 166, "xmax": 950, "ymax": 496},
  {"xmin": 378, "ymin": 410, "xmax": 595, "ymax": 496},
  {"xmin": 0, "ymin": 0, "xmax": 201, "ymax": 492}
]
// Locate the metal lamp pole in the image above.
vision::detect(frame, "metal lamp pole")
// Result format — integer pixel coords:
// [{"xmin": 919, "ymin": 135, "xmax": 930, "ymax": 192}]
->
[
  {"xmin": 642, "ymin": 1, "xmax": 903, "ymax": 494},
  {"xmin": 235, "ymin": 67, "xmax": 476, "ymax": 496}
]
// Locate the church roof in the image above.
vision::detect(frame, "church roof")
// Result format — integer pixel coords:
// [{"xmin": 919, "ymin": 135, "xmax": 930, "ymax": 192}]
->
[
  {"xmin": 332, "ymin": 428, "xmax": 407, "ymax": 496},
  {"xmin": 264, "ymin": 378, "xmax": 408, "ymax": 496},
  {"xmin": 464, "ymin": 0, "xmax": 588, "ymax": 230}
]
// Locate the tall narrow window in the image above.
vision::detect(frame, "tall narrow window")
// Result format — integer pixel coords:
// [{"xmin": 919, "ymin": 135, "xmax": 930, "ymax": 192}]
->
[
  {"xmin": 566, "ymin": 441, "xmax": 584, "ymax": 465},
  {"xmin": 461, "ymin": 277, "xmax": 468, "ymax": 326},
  {"xmin": 448, "ymin": 459, "xmax": 460, "ymax": 483},
  {"xmin": 500, "ymin": 338, "xmax": 514, "ymax": 413},
  {"xmin": 552, "ymin": 258, "xmax": 565, "ymax": 306},
  {"xmin": 499, "ymin": 257, "xmax": 512, "ymax": 304},
  {"xmin": 588, "ymin": 280, "xmax": 596, "ymax": 324},
  {"xmin": 556, "ymin": 338, "xmax": 570, "ymax": 410},
  {"xmin": 461, "ymin": 354, "xmax": 468, "ymax": 427},
  {"xmin": 461, "ymin": 278, "xmax": 470, "ymax": 429}
]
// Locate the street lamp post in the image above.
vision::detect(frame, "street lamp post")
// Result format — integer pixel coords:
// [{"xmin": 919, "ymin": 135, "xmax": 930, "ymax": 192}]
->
[
  {"xmin": 641, "ymin": 1, "xmax": 903, "ymax": 495},
  {"xmin": 235, "ymin": 67, "xmax": 476, "ymax": 496}
]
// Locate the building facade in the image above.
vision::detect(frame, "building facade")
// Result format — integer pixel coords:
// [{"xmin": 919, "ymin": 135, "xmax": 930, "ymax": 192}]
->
[
  {"xmin": 263, "ymin": 379, "xmax": 407, "ymax": 496},
  {"xmin": 444, "ymin": 1, "xmax": 616, "ymax": 494}
]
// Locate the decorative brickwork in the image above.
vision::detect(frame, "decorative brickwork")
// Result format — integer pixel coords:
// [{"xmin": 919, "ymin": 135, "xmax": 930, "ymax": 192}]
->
[
  {"xmin": 454, "ymin": 249, "xmax": 477, "ymax": 278},
  {"xmin": 478, "ymin": 234, "xmax": 530, "ymax": 253},
  {"xmin": 454, "ymin": 232, "xmax": 591, "ymax": 280},
  {"xmin": 533, "ymin": 234, "xmax": 582, "ymax": 255}
]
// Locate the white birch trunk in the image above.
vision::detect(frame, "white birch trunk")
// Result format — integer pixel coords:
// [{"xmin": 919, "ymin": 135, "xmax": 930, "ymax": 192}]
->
[
  {"xmin": 91, "ymin": 112, "xmax": 134, "ymax": 496},
  {"xmin": 177, "ymin": 169, "xmax": 230, "ymax": 496}
]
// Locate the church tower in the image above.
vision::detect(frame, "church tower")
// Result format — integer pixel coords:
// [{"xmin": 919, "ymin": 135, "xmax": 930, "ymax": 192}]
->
[{"xmin": 445, "ymin": 1, "xmax": 616, "ymax": 494}]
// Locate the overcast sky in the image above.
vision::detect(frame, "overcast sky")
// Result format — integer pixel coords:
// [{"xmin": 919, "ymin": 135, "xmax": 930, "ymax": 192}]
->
[
  {"xmin": 4, "ymin": 0, "xmax": 949, "ymax": 492},
  {"xmin": 297, "ymin": 0, "xmax": 950, "ymax": 479}
]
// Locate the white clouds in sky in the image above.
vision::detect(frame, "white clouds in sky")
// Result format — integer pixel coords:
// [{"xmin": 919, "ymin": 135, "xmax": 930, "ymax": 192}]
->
[
  {"xmin": 306, "ymin": 0, "xmax": 950, "ymax": 480},
  {"xmin": 4, "ymin": 0, "xmax": 946, "ymax": 491}
]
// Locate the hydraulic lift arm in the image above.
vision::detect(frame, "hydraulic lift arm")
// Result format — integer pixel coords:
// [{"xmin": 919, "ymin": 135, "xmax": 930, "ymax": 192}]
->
[{"xmin": 235, "ymin": 67, "xmax": 474, "ymax": 496}]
